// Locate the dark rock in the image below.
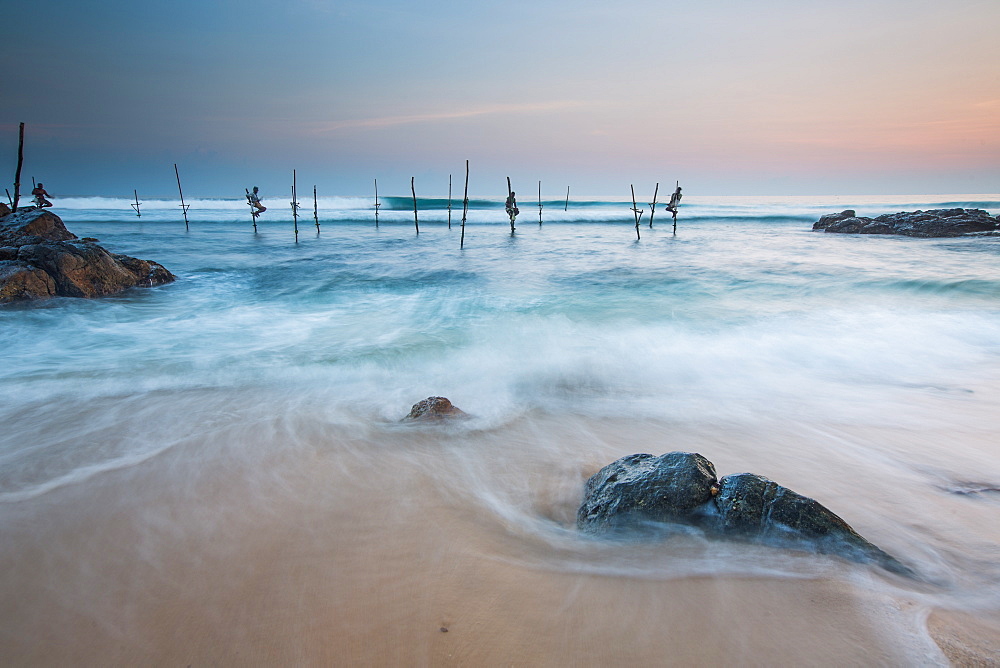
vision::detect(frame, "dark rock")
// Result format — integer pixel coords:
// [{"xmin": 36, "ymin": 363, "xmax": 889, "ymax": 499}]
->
[
  {"xmin": 0, "ymin": 208, "xmax": 173, "ymax": 304},
  {"xmin": 813, "ymin": 208, "xmax": 999, "ymax": 237},
  {"xmin": 712, "ymin": 473, "xmax": 913, "ymax": 576},
  {"xmin": 0, "ymin": 207, "xmax": 77, "ymax": 243},
  {"xmin": 403, "ymin": 396, "xmax": 468, "ymax": 421},
  {"xmin": 813, "ymin": 210, "xmax": 857, "ymax": 230},
  {"xmin": 0, "ymin": 203, "xmax": 10, "ymax": 218},
  {"xmin": 577, "ymin": 452, "xmax": 914, "ymax": 576},
  {"xmin": 577, "ymin": 452, "xmax": 718, "ymax": 533}
]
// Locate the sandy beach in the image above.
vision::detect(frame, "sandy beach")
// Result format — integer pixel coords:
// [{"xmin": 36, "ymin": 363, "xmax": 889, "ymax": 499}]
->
[{"xmin": 2, "ymin": 402, "xmax": 998, "ymax": 666}]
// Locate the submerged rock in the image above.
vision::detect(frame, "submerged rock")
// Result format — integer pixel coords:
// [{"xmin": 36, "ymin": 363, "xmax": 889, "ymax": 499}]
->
[
  {"xmin": 578, "ymin": 451, "xmax": 914, "ymax": 576},
  {"xmin": 403, "ymin": 396, "xmax": 468, "ymax": 421},
  {"xmin": 813, "ymin": 208, "xmax": 999, "ymax": 237},
  {"xmin": 0, "ymin": 208, "xmax": 174, "ymax": 303}
]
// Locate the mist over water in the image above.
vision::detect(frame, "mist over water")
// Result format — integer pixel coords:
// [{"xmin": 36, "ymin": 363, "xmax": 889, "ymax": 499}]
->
[{"xmin": 2, "ymin": 195, "xmax": 999, "ymax": 663}]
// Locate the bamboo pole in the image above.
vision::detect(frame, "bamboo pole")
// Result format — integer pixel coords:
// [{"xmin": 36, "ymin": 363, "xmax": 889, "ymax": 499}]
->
[
  {"xmin": 648, "ymin": 182, "xmax": 659, "ymax": 228},
  {"xmin": 313, "ymin": 185, "xmax": 320, "ymax": 232},
  {"xmin": 460, "ymin": 160, "xmax": 469, "ymax": 249},
  {"xmin": 411, "ymin": 177, "xmax": 419, "ymax": 234},
  {"xmin": 538, "ymin": 180, "xmax": 543, "ymax": 226},
  {"xmin": 13, "ymin": 123, "xmax": 25, "ymax": 212},
  {"xmin": 506, "ymin": 176, "xmax": 515, "ymax": 233},
  {"xmin": 131, "ymin": 189, "xmax": 141, "ymax": 218},
  {"xmin": 564, "ymin": 185, "xmax": 569, "ymax": 211},
  {"xmin": 630, "ymin": 184, "xmax": 643, "ymax": 240},
  {"xmin": 291, "ymin": 169, "xmax": 300, "ymax": 242},
  {"xmin": 374, "ymin": 179, "xmax": 380, "ymax": 228},
  {"xmin": 447, "ymin": 174, "xmax": 452, "ymax": 229},
  {"xmin": 174, "ymin": 164, "xmax": 190, "ymax": 230}
]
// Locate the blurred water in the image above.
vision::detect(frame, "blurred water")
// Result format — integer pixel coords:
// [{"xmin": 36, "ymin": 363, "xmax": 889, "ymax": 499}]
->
[{"xmin": 1, "ymin": 198, "xmax": 999, "ymax": 657}]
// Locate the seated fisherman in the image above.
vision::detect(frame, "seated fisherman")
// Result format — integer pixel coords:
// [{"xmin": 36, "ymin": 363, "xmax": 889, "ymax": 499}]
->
[
  {"xmin": 665, "ymin": 185, "xmax": 682, "ymax": 213},
  {"xmin": 247, "ymin": 186, "xmax": 266, "ymax": 215},
  {"xmin": 505, "ymin": 191, "xmax": 519, "ymax": 218},
  {"xmin": 32, "ymin": 183, "xmax": 53, "ymax": 208}
]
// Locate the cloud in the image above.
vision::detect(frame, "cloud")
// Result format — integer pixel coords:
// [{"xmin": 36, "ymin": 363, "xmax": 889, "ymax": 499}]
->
[{"xmin": 308, "ymin": 101, "xmax": 590, "ymax": 133}]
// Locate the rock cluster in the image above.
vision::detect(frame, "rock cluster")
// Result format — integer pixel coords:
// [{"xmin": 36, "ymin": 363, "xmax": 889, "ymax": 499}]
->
[
  {"xmin": 577, "ymin": 451, "xmax": 913, "ymax": 576},
  {"xmin": 0, "ymin": 208, "xmax": 174, "ymax": 304},
  {"xmin": 813, "ymin": 208, "xmax": 999, "ymax": 237}
]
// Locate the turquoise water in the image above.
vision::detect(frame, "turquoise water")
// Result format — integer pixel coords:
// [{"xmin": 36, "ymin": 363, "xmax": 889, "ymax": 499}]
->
[{"xmin": 2, "ymin": 195, "xmax": 1000, "ymax": 661}]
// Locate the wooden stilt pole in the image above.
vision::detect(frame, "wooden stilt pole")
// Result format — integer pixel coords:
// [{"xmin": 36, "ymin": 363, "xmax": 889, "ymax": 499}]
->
[
  {"xmin": 313, "ymin": 185, "xmax": 320, "ymax": 232},
  {"xmin": 460, "ymin": 160, "xmax": 469, "ymax": 249},
  {"xmin": 506, "ymin": 176, "xmax": 515, "ymax": 234},
  {"xmin": 564, "ymin": 185, "xmax": 569, "ymax": 212},
  {"xmin": 538, "ymin": 180, "xmax": 543, "ymax": 226},
  {"xmin": 631, "ymin": 184, "xmax": 643, "ymax": 240},
  {"xmin": 411, "ymin": 176, "xmax": 419, "ymax": 234},
  {"xmin": 174, "ymin": 164, "xmax": 190, "ymax": 230},
  {"xmin": 291, "ymin": 169, "xmax": 300, "ymax": 242},
  {"xmin": 12, "ymin": 123, "xmax": 24, "ymax": 212},
  {"xmin": 649, "ymin": 182, "xmax": 659, "ymax": 228},
  {"xmin": 5, "ymin": 189, "xmax": 12, "ymax": 207},
  {"xmin": 374, "ymin": 179, "xmax": 380, "ymax": 228},
  {"xmin": 447, "ymin": 174, "xmax": 452, "ymax": 229},
  {"xmin": 131, "ymin": 189, "xmax": 141, "ymax": 218},
  {"xmin": 672, "ymin": 180, "xmax": 680, "ymax": 234}
]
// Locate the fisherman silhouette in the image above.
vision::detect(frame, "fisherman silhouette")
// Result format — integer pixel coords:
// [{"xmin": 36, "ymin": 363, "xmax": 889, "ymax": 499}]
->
[
  {"xmin": 247, "ymin": 186, "xmax": 266, "ymax": 216},
  {"xmin": 32, "ymin": 183, "xmax": 53, "ymax": 208},
  {"xmin": 505, "ymin": 191, "xmax": 519, "ymax": 218},
  {"xmin": 666, "ymin": 185, "xmax": 682, "ymax": 213}
]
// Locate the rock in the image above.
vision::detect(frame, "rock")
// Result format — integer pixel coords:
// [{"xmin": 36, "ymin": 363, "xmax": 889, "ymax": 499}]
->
[
  {"xmin": 403, "ymin": 396, "xmax": 468, "ymax": 421},
  {"xmin": 577, "ymin": 452, "xmax": 718, "ymax": 533},
  {"xmin": 0, "ymin": 208, "xmax": 174, "ymax": 304},
  {"xmin": 813, "ymin": 208, "xmax": 999, "ymax": 237},
  {"xmin": 712, "ymin": 473, "xmax": 913, "ymax": 576},
  {"xmin": 0, "ymin": 207, "xmax": 77, "ymax": 243},
  {"xmin": 577, "ymin": 451, "xmax": 914, "ymax": 576},
  {"xmin": 0, "ymin": 203, "xmax": 10, "ymax": 218}
]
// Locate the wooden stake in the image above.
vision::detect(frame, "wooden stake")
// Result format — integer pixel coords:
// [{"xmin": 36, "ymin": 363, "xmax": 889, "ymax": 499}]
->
[
  {"xmin": 411, "ymin": 176, "xmax": 419, "ymax": 234},
  {"xmin": 13, "ymin": 123, "xmax": 25, "ymax": 212},
  {"xmin": 447, "ymin": 174, "xmax": 452, "ymax": 229},
  {"xmin": 538, "ymin": 180, "xmax": 543, "ymax": 226},
  {"xmin": 131, "ymin": 189, "xmax": 141, "ymax": 218},
  {"xmin": 631, "ymin": 184, "xmax": 644, "ymax": 240},
  {"xmin": 174, "ymin": 163, "xmax": 190, "ymax": 230},
  {"xmin": 313, "ymin": 185, "xmax": 320, "ymax": 232},
  {"xmin": 460, "ymin": 160, "xmax": 469, "ymax": 249},
  {"xmin": 374, "ymin": 179, "xmax": 380, "ymax": 228},
  {"xmin": 291, "ymin": 169, "xmax": 300, "ymax": 242},
  {"xmin": 671, "ymin": 180, "xmax": 680, "ymax": 234},
  {"xmin": 5, "ymin": 189, "xmax": 12, "ymax": 207},
  {"xmin": 648, "ymin": 182, "xmax": 659, "ymax": 228},
  {"xmin": 506, "ymin": 176, "xmax": 515, "ymax": 233},
  {"xmin": 564, "ymin": 185, "xmax": 569, "ymax": 212}
]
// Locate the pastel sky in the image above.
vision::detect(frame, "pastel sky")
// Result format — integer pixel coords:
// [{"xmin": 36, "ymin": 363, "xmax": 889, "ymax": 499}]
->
[{"xmin": 2, "ymin": 0, "xmax": 998, "ymax": 197}]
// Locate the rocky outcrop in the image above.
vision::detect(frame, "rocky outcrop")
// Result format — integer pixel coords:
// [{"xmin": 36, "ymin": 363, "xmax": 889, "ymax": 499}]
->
[
  {"xmin": 814, "ymin": 208, "xmax": 999, "ymax": 237},
  {"xmin": 0, "ymin": 208, "xmax": 174, "ymax": 303},
  {"xmin": 578, "ymin": 452, "xmax": 914, "ymax": 576},
  {"xmin": 403, "ymin": 396, "xmax": 468, "ymax": 421}
]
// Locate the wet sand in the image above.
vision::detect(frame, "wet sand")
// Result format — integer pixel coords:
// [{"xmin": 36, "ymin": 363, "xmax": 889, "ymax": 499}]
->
[{"xmin": 3, "ymin": 402, "xmax": 998, "ymax": 666}]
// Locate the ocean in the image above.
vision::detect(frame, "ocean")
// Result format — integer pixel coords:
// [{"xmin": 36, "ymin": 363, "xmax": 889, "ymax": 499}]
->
[{"xmin": 2, "ymin": 193, "xmax": 999, "ymax": 664}]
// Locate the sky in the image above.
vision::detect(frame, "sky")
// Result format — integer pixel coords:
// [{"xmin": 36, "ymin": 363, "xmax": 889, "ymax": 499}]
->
[{"xmin": 2, "ymin": 0, "xmax": 999, "ymax": 198}]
